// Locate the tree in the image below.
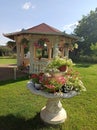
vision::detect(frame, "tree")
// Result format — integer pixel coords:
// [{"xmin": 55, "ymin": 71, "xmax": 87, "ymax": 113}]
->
[
  {"xmin": 6, "ymin": 41, "xmax": 16, "ymax": 49},
  {"xmin": 90, "ymin": 42, "xmax": 97, "ymax": 56},
  {"xmin": 74, "ymin": 8, "xmax": 97, "ymax": 55},
  {"xmin": 0, "ymin": 46, "xmax": 12, "ymax": 56}
]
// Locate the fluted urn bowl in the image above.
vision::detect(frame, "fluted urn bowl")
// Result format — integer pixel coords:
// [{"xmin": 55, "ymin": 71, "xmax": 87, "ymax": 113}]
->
[{"xmin": 27, "ymin": 81, "xmax": 78, "ymax": 125}]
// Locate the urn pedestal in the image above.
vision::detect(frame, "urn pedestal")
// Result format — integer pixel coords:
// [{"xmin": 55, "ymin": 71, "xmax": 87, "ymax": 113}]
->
[{"xmin": 40, "ymin": 98, "xmax": 67, "ymax": 124}]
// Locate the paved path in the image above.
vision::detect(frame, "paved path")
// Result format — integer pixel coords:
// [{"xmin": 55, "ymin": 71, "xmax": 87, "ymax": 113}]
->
[{"xmin": 0, "ymin": 64, "xmax": 28, "ymax": 81}]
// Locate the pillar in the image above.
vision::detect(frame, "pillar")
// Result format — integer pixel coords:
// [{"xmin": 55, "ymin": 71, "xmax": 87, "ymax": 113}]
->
[
  {"xmin": 48, "ymin": 44, "xmax": 52, "ymax": 60},
  {"xmin": 15, "ymin": 36, "xmax": 21, "ymax": 66},
  {"xmin": 29, "ymin": 40, "xmax": 34, "ymax": 74},
  {"xmin": 48, "ymin": 47, "xmax": 52, "ymax": 60},
  {"xmin": 53, "ymin": 37, "xmax": 60, "ymax": 58},
  {"xmin": 62, "ymin": 48, "xmax": 65, "ymax": 57},
  {"xmin": 64, "ymin": 47, "xmax": 69, "ymax": 58},
  {"xmin": 21, "ymin": 44, "xmax": 24, "ymax": 65}
]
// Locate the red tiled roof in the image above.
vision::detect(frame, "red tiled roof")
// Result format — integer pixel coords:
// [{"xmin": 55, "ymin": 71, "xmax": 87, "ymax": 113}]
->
[
  {"xmin": 27, "ymin": 23, "xmax": 62, "ymax": 34},
  {"xmin": 3, "ymin": 23, "xmax": 79, "ymax": 40}
]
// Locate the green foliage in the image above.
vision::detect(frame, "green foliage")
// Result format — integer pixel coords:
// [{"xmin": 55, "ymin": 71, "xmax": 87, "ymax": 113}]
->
[
  {"xmin": 10, "ymin": 53, "xmax": 17, "ymax": 58},
  {"xmin": 74, "ymin": 8, "xmax": 97, "ymax": 56},
  {"xmin": 90, "ymin": 42, "xmax": 97, "ymax": 55},
  {"xmin": 46, "ymin": 56, "xmax": 74, "ymax": 70},
  {"xmin": 21, "ymin": 38, "xmax": 29, "ymax": 45},
  {"xmin": 76, "ymin": 55, "xmax": 97, "ymax": 63},
  {"xmin": 0, "ymin": 46, "xmax": 12, "ymax": 56},
  {"xmin": 21, "ymin": 38, "xmax": 29, "ymax": 54},
  {"xmin": 70, "ymin": 53, "xmax": 97, "ymax": 63},
  {"xmin": 6, "ymin": 41, "xmax": 16, "ymax": 49},
  {"xmin": 36, "ymin": 48, "xmax": 42, "ymax": 57}
]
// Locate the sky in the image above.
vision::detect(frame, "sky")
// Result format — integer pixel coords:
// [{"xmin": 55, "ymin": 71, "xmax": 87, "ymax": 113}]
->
[{"xmin": 0, "ymin": 0, "xmax": 97, "ymax": 45}]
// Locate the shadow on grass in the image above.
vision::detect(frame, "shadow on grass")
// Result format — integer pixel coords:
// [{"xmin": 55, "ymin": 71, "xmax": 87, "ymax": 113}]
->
[
  {"xmin": 0, "ymin": 113, "xmax": 61, "ymax": 130},
  {"xmin": 0, "ymin": 76, "xmax": 29, "ymax": 86}
]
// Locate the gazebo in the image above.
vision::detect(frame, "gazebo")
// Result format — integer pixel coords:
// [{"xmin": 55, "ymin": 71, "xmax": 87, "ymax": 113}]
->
[{"xmin": 4, "ymin": 23, "xmax": 79, "ymax": 74}]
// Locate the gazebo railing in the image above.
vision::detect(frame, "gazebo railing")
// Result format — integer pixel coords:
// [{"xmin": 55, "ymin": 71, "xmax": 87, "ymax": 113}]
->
[
  {"xmin": 23, "ymin": 58, "xmax": 49, "ymax": 73},
  {"xmin": 32, "ymin": 61, "xmax": 48, "ymax": 73}
]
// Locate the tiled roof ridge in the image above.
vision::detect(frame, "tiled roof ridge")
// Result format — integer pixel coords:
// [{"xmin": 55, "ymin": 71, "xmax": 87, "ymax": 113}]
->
[
  {"xmin": 26, "ymin": 23, "xmax": 62, "ymax": 33},
  {"xmin": 42, "ymin": 23, "xmax": 62, "ymax": 32}
]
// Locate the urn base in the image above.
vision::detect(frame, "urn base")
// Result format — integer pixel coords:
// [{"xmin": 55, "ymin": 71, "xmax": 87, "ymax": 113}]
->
[{"xmin": 40, "ymin": 98, "xmax": 67, "ymax": 124}]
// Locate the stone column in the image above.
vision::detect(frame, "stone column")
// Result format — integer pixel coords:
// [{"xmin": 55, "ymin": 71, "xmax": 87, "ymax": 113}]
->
[
  {"xmin": 48, "ymin": 47, "xmax": 52, "ymax": 60},
  {"xmin": 48, "ymin": 44, "xmax": 52, "ymax": 60},
  {"xmin": 15, "ymin": 36, "xmax": 22, "ymax": 66},
  {"xmin": 29, "ymin": 40, "xmax": 34, "ymax": 74},
  {"xmin": 61, "ymin": 48, "xmax": 65, "ymax": 57},
  {"xmin": 64, "ymin": 47, "xmax": 69, "ymax": 58},
  {"xmin": 33, "ymin": 46, "xmax": 36, "ymax": 59},
  {"xmin": 53, "ymin": 37, "xmax": 60, "ymax": 58},
  {"xmin": 21, "ymin": 44, "xmax": 24, "ymax": 65}
]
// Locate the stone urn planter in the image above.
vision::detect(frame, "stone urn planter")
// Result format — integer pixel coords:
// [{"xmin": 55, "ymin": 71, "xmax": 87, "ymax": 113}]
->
[
  {"xmin": 58, "ymin": 65, "xmax": 68, "ymax": 72},
  {"xmin": 28, "ymin": 56, "xmax": 86, "ymax": 124},
  {"xmin": 27, "ymin": 81, "xmax": 78, "ymax": 124},
  {"xmin": 34, "ymin": 83, "xmax": 41, "ymax": 90}
]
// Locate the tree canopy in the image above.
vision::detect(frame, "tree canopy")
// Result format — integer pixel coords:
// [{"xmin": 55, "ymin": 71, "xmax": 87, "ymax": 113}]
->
[
  {"xmin": 6, "ymin": 41, "xmax": 16, "ymax": 49},
  {"xmin": 74, "ymin": 8, "xmax": 97, "ymax": 55}
]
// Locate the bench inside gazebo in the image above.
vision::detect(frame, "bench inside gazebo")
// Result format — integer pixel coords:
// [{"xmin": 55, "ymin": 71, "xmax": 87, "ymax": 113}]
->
[{"xmin": 4, "ymin": 23, "xmax": 79, "ymax": 74}]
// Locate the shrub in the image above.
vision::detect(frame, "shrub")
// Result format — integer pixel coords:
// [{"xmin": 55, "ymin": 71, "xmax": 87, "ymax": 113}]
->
[{"xmin": 79, "ymin": 55, "xmax": 97, "ymax": 63}]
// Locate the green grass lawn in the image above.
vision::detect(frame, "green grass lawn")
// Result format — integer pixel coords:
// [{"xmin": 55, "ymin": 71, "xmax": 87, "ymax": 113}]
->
[
  {"xmin": 0, "ymin": 63, "xmax": 97, "ymax": 130},
  {"xmin": 0, "ymin": 56, "xmax": 16, "ymax": 64}
]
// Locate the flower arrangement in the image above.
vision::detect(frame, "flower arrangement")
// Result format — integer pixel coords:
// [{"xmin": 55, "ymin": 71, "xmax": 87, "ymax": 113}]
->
[
  {"xmin": 39, "ymin": 74, "xmax": 67, "ymax": 93},
  {"xmin": 21, "ymin": 38, "xmax": 29, "ymax": 48},
  {"xmin": 30, "ymin": 74, "xmax": 39, "ymax": 83},
  {"xmin": 34, "ymin": 38, "xmax": 49, "ymax": 60},
  {"xmin": 30, "ymin": 57, "xmax": 86, "ymax": 93},
  {"xmin": 34, "ymin": 38, "xmax": 49, "ymax": 49},
  {"xmin": 45, "ymin": 56, "xmax": 74, "ymax": 72}
]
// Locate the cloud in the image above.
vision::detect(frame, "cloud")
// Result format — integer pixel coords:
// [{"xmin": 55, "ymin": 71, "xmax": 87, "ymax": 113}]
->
[
  {"xmin": 15, "ymin": 28, "xmax": 21, "ymax": 32},
  {"xmin": 63, "ymin": 22, "xmax": 78, "ymax": 33},
  {"xmin": 32, "ymin": 5, "xmax": 36, "ymax": 9},
  {"xmin": 22, "ymin": 2, "xmax": 35, "ymax": 10}
]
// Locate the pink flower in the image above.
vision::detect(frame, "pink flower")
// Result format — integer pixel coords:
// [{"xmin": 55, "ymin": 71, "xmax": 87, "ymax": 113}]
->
[
  {"xmin": 54, "ymin": 76, "xmax": 66, "ymax": 84},
  {"xmin": 30, "ymin": 74, "xmax": 38, "ymax": 79}
]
